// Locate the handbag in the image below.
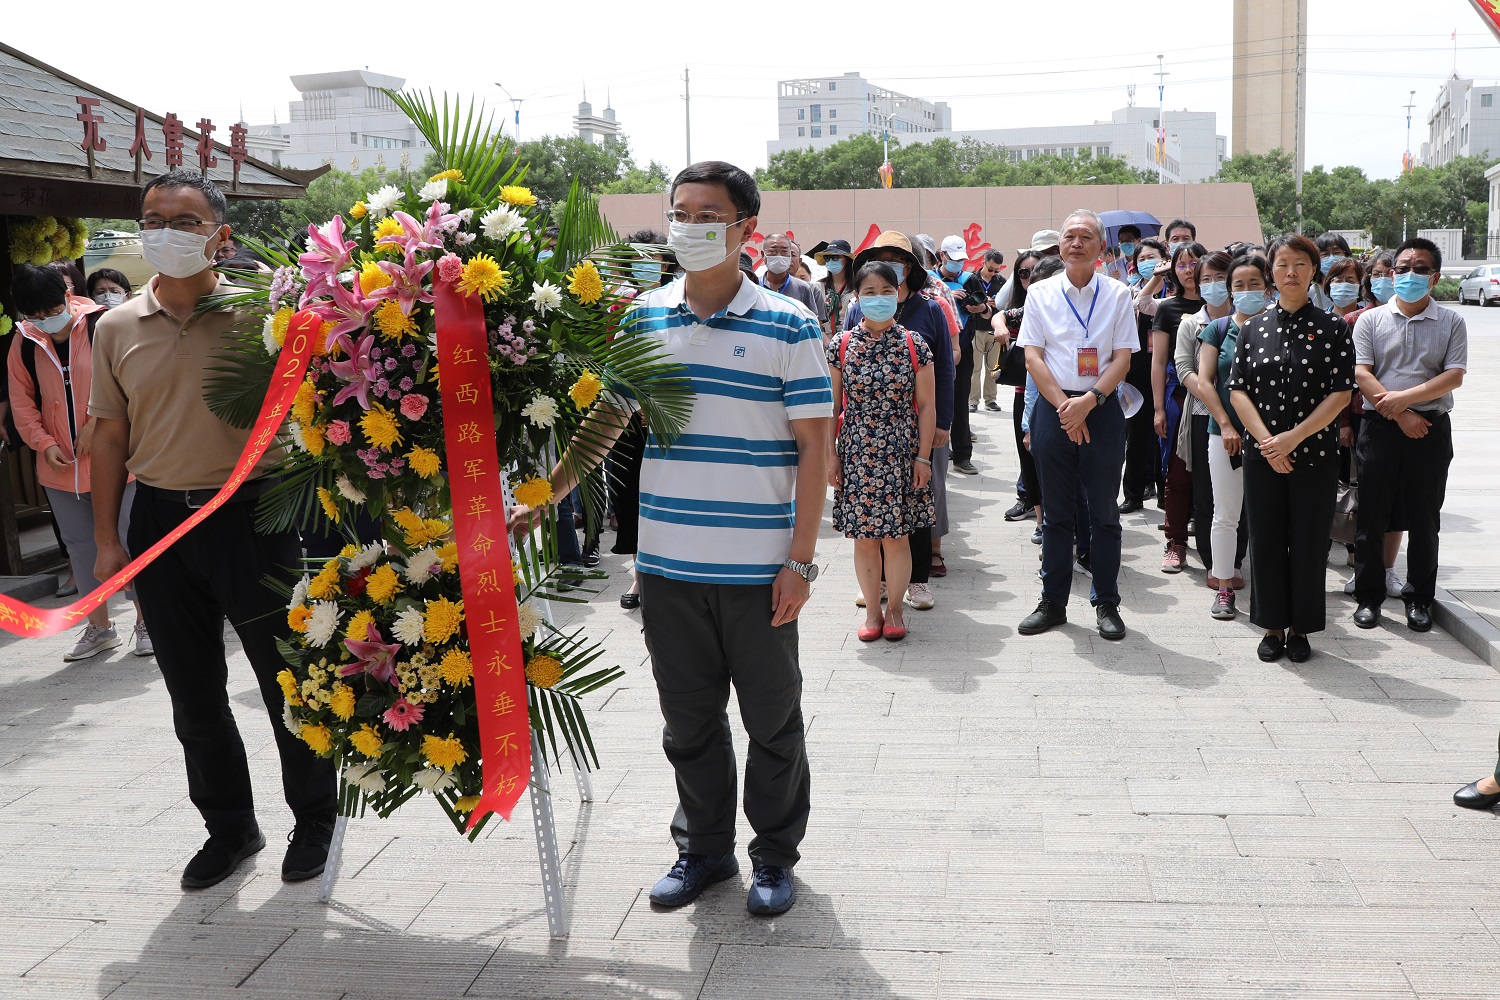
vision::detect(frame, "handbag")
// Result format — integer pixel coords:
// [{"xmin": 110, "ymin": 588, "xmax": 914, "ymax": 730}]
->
[
  {"xmin": 996, "ymin": 342, "xmax": 1028, "ymax": 387},
  {"xmin": 1331, "ymin": 456, "xmax": 1358, "ymax": 546}
]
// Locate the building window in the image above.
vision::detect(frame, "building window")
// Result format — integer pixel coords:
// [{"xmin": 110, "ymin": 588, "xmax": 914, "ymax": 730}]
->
[
  {"xmin": 1043, "ymin": 148, "xmax": 1056, "ymax": 156},
  {"xmin": 829, "ymin": 108, "xmax": 837, "ymax": 119},
  {"xmin": 797, "ymin": 126, "xmax": 805, "ymax": 137},
  {"xmin": 1061, "ymin": 147, "xmax": 1074, "ymax": 158},
  {"xmin": 811, "ymin": 104, "xmax": 822, "ymax": 122},
  {"xmin": 1484, "ymin": 93, "xmax": 1494, "ymax": 108},
  {"xmin": 830, "ymin": 125, "xmax": 838, "ymax": 135},
  {"xmin": 1097, "ymin": 145, "xmax": 1110, "ymax": 157},
  {"xmin": 797, "ymin": 108, "xmax": 805, "ymax": 120},
  {"xmin": 350, "ymin": 132, "xmax": 358, "ymax": 144},
  {"xmin": 829, "ymin": 81, "xmax": 837, "ymax": 91},
  {"xmin": 812, "ymin": 126, "xmax": 822, "ymax": 138}
]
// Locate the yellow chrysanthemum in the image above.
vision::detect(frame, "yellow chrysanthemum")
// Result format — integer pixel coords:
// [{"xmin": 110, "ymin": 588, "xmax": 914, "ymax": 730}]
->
[
  {"xmin": 299, "ymin": 724, "xmax": 333, "ymax": 755},
  {"xmin": 303, "ymin": 422, "xmax": 327, "ymax": 457},
  {"xmin": 276, "ymin": 668, "xmax": 302, "ymax": 704},
  {"xmin": 350, "ymin": 723, "xmax": 384, "ymax": 759},
  {"xmin": 407, "ymin": 446, "xmax": 441, "ymax": 479},
  {"xmin": 291, "ymin": 378, "xmax": 318, "ymax": 427},
  {"xmin": 328, "ymin": 683, "xmax": 356, "ymax": 722},
  {"xmin": 498, "ymin": 185, "xmax": 537, "ymax": 207},
  {"xmin": 373, "ymin": 300, "xmax": 417, "ymax": 341},
  {"xmin": 525, "ymin": 653, "xmax": 564, "ymax": 689},
  {"xmin": 287, "ymin": 605, "xmax": 312, "ymax": 633},
  {"xmin": 317, "ymin": 320, "xmax": 341, "ymax": 357},
  {"xmin": 373, "ymin": 216, "xmax": 403, "ymax": 245},
  {"xmin": 436, "ymin": 541, "xmax": 459, "ymax": 573},
  {"xmin": 438, "ymin": 648, "xmax": 473, "ymax": 688},
  {"xmin": 512, "ymin": 475, "xmax": 553, "ymax": 509},
  {"xmin": 390, "ymin": 507, "xmax": 450, "ymax": 549},
  {"xmin": 421, "ymin": 733, "xmax": 468, "ymax": 772},
  {"xmin": 568, "ymin": 370, "xmax": 604, "ymax": 410},
  {"xmin": 346, "ymin": 608, "xmax": 375, "ymax": 640},
  {"xmin": 455, "ymin": 794, "xmax": 481, "ymax": 813},
  {"xmin": 457, "ymin": 253, "xmax": 508, "ymax": 302},
  {"xmin": 317, "ymin": 486, "xmax": 340, "ymax": 524},
  {"xmin": 307, "ymin": 564, "xmax": 342, "ymax": 600},
  {"xmin": 566, "ymin": 260, "xmax": 604, "ymax": 305},
  {"xmin": 366, "ymin": 563, "xmax": 403, "ymax": 604},
  {"xmin": 270, "ymin": 307, "xmax": 293, "ymax": 348},
  {"xmin": 423, "ymin": 596, "xmax": 464, "ymax": 645},
  {"xmin": 359, "ymin": 258, "xmax": 392, "ymax": 295},
  {"xmin": 360, "ymin": 403, "xmax": 403, "ymax": 451},
  {"xmin": 428, "ymin": 168, "xmax": 464, "ymax": 183},
  {"xmin": 350, "ymin": 201, "xmax": 368, "ymax": 219},
  {"xmin": 340, "ymin": 543, "xmax": 361, "ymax": 558}
]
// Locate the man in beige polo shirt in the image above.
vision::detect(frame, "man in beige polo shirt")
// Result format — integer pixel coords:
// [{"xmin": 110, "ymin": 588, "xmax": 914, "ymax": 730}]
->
[{"xmin": 90, "ymin": 170, "xmax": 336, "ymax": 890}]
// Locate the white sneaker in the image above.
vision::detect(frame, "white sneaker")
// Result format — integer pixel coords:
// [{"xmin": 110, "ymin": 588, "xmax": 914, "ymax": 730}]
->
[
  {"xmin": 133, "ymin": 621, "xmax": 154, "ymax": 657},
  {"xmin": 65, "ymin": 623, "xmax": 120, "ymax": 661},
  {"xmin": 1385, "ymin": 569, "xmax": 1405, "ymax": 599},
  {"xmin": 905, "ymin": 582, "xmax": 935, "ymax": 610},
  {"xmin": 1343, "ymin": 571, "xmax": 1357, "ymax": 595},
  {"xmin": 855, "ymin": 583, "xmax": 888, "ymax": 608}
]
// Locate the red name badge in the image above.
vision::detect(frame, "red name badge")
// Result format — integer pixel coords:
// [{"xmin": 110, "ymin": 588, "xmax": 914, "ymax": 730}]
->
[{"xmin": 1077, "ymin": 347, "xmax": 1099, "ymax": 378}]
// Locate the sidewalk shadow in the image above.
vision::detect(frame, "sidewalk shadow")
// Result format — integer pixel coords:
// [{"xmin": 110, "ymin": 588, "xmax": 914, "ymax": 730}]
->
[{"xmin": 1280, "ymin": 649, "xmax": 1460, "ymax": 715}]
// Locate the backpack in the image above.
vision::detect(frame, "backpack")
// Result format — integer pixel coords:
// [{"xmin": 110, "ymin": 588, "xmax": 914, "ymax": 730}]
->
[{"xmin": 836, "ymin": 328, "xmax": 921, "ymax": 433}]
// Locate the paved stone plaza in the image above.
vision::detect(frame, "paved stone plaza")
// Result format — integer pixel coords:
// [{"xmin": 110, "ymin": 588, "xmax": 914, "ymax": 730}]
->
[{"xmin": 1, "ymin": 307, "xmax": 1498, "ymax": 999}]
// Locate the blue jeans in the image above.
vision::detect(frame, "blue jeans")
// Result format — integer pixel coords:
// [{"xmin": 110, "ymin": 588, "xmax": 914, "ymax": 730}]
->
[
  {"xmin": 556, "ymin": 488, "xmax": 582, "ymax": 565},
  {"xmin": 1031, "ymin": 394, "xmax": 1126, "ymax": 606}
]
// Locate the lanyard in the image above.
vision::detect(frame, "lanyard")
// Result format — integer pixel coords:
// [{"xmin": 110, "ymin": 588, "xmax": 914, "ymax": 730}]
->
[{"xmin": 1064, "ymin": 277, "xmax": 1099, "ymax": 341}]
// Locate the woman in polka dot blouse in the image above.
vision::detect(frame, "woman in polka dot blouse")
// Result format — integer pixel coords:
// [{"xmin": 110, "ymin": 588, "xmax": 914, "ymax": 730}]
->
[{"xmin": 1229, "ymin": 233, "xmax": 1355, "ymax": 664}]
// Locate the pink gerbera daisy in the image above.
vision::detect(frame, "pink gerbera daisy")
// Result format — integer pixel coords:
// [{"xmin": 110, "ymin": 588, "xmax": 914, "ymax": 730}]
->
[{"xmin": 382, "ymin": 697, "xmax": 425, "ymax": 732}]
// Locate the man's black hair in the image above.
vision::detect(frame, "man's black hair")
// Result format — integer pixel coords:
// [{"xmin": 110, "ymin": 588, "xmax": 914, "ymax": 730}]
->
[
  {"xmin": 670, "ymin": 161, "xmax": 760, "ymax": 220},
  {"xmin": 1314, "ymin": 232, "xmax": 1351, "ymax": 256},
  {"xmin": 1118, "ymin": 224, "xmax": 1142, "ymax": 241},
  {"xmin": 86, "ymin": 268, "xmax": 132, "ymax": 296},
  {"xmin": 1164, "ymin": 218, "xmax": 1197, "ymax": 240},
  {"xmin": 142, "ymin": 169, "xmax": 228, "ymax": 222},
  {"xmin": 1395, "ymin": 236, "xmax": 1442, "ymax": 274},
  {"xmin": 11, "ymin": 263, "xmax": 68, "ymax": 316},
  {"xmin": 984, "ymin": 249, "xmax": 1005, "ymax": 266},
  {"xmin": 625, "ymin": 228, "xmax": 667, "ymax": 244}
]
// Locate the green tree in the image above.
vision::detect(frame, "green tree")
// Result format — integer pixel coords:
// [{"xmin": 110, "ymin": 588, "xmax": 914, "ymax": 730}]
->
[
  {"xmin": 1213, "ymin": 149, "xmax": 1297, "ymax": 236},
  {"xmin": 602, "ymin": 160, "xmax": 669, "ymax": 194}
]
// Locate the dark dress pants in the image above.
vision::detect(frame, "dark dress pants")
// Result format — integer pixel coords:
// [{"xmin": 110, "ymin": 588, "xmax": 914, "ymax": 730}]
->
[
  {"xmin": 1121, "ymin": 362, "xmax": 1155, "ymax": 504},
  {"xmin": 1353, "ymin": 411, "xmax": 1452, "ymax": 608},
  {"xmin": 128, "ymin": 490, "xmax": 338, "ymax": 841},
  {"xmin": 1242, "ymin": 452, "xmax": 1339, "ymax": 634},
  {"xmin": 1012, "ymin": 387, "xmax": 1037, "ymax": 505},
  {"xmin": 951, "ymin": 338, "xmax": 975, "ymax": 464},
  {"xmin": 639, "ymin": 573, "xmax": 810, "ymax": 869},
  {"xmin": 607, "ymin": 416, "xmax": 645, "ymax": 555},
  {"xmin": 1031, "ymin": 395, "xmax": 1126, "ymax": 607}
]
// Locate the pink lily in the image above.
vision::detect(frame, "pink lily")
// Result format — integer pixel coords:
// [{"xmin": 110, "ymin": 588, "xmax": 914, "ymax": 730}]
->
[
  {"xmin": 367, "ymin": 250, "xmax": 436, "ymax": 316},
  {"xmin": 327, "ymin": 332, "xmax": 382, "ymax": 409},
  {"xmin": 298, "ymin": 217, "xmax": 356, "ymax": 298},
  {"xmin": 308, "ymin": 278, "xmax": 375, "ymax": 345},
  {"xmin": 341, "ymin": 621, "xmax": 401, "ymax": 686}
]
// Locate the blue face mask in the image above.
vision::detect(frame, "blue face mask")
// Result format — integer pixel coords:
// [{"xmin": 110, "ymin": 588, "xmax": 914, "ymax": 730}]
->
[
  {"xmin": 825, "ymin": 258, "xmax": 845, "ymax": 275},
  {"xmin": 882, "ymin": 261, "xmax": 906, "ymax": 284},
  {"xmin": 860, "ymin": 293, "xmax": 898, "ymax": 323},
  {"xmin": 1369, "ymin": 276, "xmax": 1395, "ymax": 303},
  {"xmin": 942, "ymin": 259, "xmax": 963, "ymax": 275},
  {"xmin": 1168, "ymin": 242, "xmax": 1185, "ymax": 258},
  {"xmin": 632, "ymin": 261, "xmax": 662, "ymax": 287},
  {"xmin": 1394, "ymin": 271, "xmax": 1433, "ymax": 303},
  {"xmin": 1118, "ymin": 242, "xmax": 1136, "ymax": 258},
  {"xmin": 1329, "ymin": 281, "xmax": 1360, "ymax": 307},
  {"xmin": 1137, "ymin": 258, "xmax": 1160, "ymax": 279},
  {"xmin": 1200, "ymin": 281, "xmax": 1229, "ymax": 307},
  {"xmin": 1233, "ymin": 290, "xmax": 1267, "ymax": 315},
  {"xmin": 1320, "ymin": 254, "xmax": 1346, "ymax": 275},
  {"xmin": 29, "ymin": 308, "xmax": 71, "ymax": 335},
  {"xmin": 538, "ymin": 249, "xmax": 555, "ymax": 263}
]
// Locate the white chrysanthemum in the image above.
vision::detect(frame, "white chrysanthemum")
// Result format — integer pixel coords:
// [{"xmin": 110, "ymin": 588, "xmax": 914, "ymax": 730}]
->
[
  {"xmin": 403, "ymin": 547, "xmax": 443, "ymax": 584},
  {"xmin": 305, "ymin": 600, "xmax": 342, "ymax": 647},
  {"xmin": 289, "ymin": 575, "xmax": 310, "ymax": 610},
  {"xmin": 516, "ymin": 600, "xmax": 543, "ymax": 638},
  {"xmin": 348, "ymin": 542, "xmax": 384, "ymax": 573},
  {"xmin": 529, "ymin": 280, "xmax": 563, "ymax": 316},
  {"xmin": 288, "ymin": 421, "xmax": 308, "ymax": 452},
  {"xmin": 391, "ymin": 607, "xmax": 426, "ymax": 645},
  {"xmin": 366, "ymin": 185, "xmax": 401, "ymax": 217},
  {"xmin": 521, "ymin": 394, "xmax": 560, "ymax": 429},
  {"xmin": 456, "ymin": 207, "xmax": 474, "ymax": 224},
  {"xmin": 481, "ymin": 205, "xmax": 525, "ymax": 241},
  {"xmin": 413, "ymin": 768, "xmax": 455, "ymax": 793},
  {"xmin": 418, "ymin": 178, "xmax": 448, "ymax": 202},
  {"xmin": 343, "ymin": 761, "xmax": 387, "ymax": 793},
  {"xmin": 335, "ymin": 474, "xmax": 367, "ymax": 504},
  {"xmin": 282, "ymin": 701, "xmax": 302, "ymax": 735},
  {"xmin": 454, "ymin": 231, "xmax": 476, "ymax": 246},
  {"xmin": 261, "ymin": 314, "xmax": 279, "ymax": 356}
]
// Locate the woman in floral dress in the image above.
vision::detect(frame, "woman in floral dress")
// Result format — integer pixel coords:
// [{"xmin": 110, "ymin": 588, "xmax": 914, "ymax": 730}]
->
[{"xmin": 828, "ymin": 261, "xmax": 937, "ymax": 642}]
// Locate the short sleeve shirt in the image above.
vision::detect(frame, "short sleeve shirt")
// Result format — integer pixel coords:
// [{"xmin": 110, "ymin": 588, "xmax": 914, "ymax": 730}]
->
[
  {"xmin": 1197, "ymin": 316, "xmax": 1243, "ymax": 435},
  {"xmin": 1228, "ymin": 302, "xmax": 1355, "ymax": 462},
  {"xmin": 1351, "ymin": 299, "xmax": 1468, "ymax": 415},
  {"xmin": 1016, "ymin": 273, "xmax": 1139, "ymax": 393}
]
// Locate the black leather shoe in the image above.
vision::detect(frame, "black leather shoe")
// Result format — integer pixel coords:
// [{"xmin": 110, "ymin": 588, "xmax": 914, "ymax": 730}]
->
[
  {"xmin": 1406, "ymin": 602, "xmax": 1434, "ymax": 633},
  {"xmin": 1018, "ymin": 599, "xmax": 1067, "ymax": 635},
  {"xmin": 649, "ymin": 853, "xmax": 740, "ymax": 907},
  {"xmin": 1353, "ymin": 603, "xmax": 1381, "ymax": 629},
  {"xmin": 1004, "ymin": 500, "xmax": 1035, "ymax": 522},
  {"xmin": 182, "ymin": 828, "xmax": 266, "ymax": 889},
  {"xmin": 1454, "ymin": 780, "xmax": 1500, "ymax": 810},
  {"xmin": 620, "ymin": 591, "xmax": 641, "ymax": 610},
  {"xmin": 1118, "ymin": 498, "xmax": 1144, "ymax": 514},
  {"xmin": 1095, "ymin": 603, "xmax": 1126, "ymax": 641},
  {"xmin": 1285, "ymin": 633, "xmax": 1312, "ymax": 663},
  {"xmin": 283, "ymin": 819, "xmax": 336, "ymax": 882},
  {"xmin": 747, "ymin": 864, "xmax": 796, "ymax": 916},
  {"xmin": 1257, "ymin": 633, "xmax": 1285, "ymax": 662}
]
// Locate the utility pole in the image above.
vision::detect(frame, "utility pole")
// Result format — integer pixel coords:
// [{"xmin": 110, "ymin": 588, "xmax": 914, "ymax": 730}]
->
[
  {"xmin": 1403, "ymin": 89, "xmax": 1418, "ymax": 240},
  {"xmin": 494, "ymin": 83, "xmax": 525, "ymax": 143},
  {"xmin": 683, "ymin": 67, "xmax": 692, "ymax": 167},
  {"xmin": 1293, "ymin": 0, "xmax": 1307, "ymax": 233},
  {"xmin": 1154, "ymin": 55, "xmax": 1168, "ymax": 184}
]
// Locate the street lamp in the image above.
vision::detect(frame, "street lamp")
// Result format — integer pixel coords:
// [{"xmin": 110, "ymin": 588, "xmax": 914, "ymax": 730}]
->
[
  {"xmin": 872, "ymin": 104, "xmax": 900, "ymax": 188},
  {"xmin": 494, "ymin": 83, "xmax": 526, "ymax": 144},
  {"xmin": 1403, "ymin": 89, "xmax": 1417, "ymax": 240}
]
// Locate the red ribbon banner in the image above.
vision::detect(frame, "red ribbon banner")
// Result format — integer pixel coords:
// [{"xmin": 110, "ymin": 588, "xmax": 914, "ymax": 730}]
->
[
  {"xmin": 432, "ymin": 275, "xmax": 530, "ymax": 828},
  {"xmin": 0, "ymin": 311, "xmax": 320, "ymax": 638},
  {"xmin": 1469, "ymin": 1, "xmax": 1500, "ymax": 43}
]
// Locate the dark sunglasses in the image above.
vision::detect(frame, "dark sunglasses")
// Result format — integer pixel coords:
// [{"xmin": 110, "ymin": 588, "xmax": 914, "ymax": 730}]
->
[
  {"xmin": 1016, "ymin": 268, "xmax": 1033, "ymax": 279},
  {"xmin": 1393, "ymin": 265, "xmax": 1436, "ymax": 276}
]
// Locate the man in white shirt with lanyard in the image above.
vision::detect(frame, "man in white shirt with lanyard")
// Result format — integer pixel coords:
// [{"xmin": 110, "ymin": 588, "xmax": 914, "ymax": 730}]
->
[{"xmin": 1016, "ymin": 209, "xmax": 1139, "ymax": 640}]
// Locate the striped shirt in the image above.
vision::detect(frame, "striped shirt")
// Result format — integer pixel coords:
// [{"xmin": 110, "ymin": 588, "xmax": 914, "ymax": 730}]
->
[{"xmin": 619, "ymin": 274, "xmax": 833, "ymax": 585}]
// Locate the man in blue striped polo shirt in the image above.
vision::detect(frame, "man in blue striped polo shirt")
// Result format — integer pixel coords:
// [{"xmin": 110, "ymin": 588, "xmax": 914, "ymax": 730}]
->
[{"xmin": 511, "ymin": 161, "xmax": 831, "ymax": 916}]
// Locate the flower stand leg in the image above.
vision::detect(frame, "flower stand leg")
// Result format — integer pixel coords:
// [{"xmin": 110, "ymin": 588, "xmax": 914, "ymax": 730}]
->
[
  {"xmin": 317, "ymin": 815, "xmax": 350, "ymax": 904},
  {"xmin": 530, "ymin": 730, "xmax": 569, "ymax": 938},
  {"xmin": 571, "ymin": 752, "xmax": 595, "ymax": 803}
]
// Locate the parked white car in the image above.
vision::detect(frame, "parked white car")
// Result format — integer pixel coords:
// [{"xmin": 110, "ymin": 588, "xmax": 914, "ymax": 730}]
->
[{"xmin": 1457, "ymin": 264, "xmax": 1500, "ymax": 306}]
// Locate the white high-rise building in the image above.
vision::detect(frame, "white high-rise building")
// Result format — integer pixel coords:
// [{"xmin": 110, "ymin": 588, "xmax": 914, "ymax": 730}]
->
[
  {"xmin": 249, "ymin": 70, "xmax": 426, "ymax": 172},
  {"xmin": 771, "ymin": 72, "xmax": 951, "ymax": 154},
  {"xmin": 1422, "ymin": 75, "xmax": 1500, "ymax": 169}
]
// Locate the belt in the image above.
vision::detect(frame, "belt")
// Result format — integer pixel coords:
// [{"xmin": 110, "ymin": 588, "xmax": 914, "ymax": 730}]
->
[{"xmin": 136, "ymin": 476, "xmax": 280, "ymax": 510}]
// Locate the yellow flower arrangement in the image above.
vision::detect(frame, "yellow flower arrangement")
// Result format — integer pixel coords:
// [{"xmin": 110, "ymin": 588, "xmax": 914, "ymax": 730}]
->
[
  {"xmin": 270, "ymin": 307, "xmax": 293, "ymax": 348},
  {"xmin": 292, "ymin": 378, "xmax": 318, "ymax": 427},
  {"xmin": 339, "ymin": 543, "xmax": 362, "ymax": 558},
  {"xmin": 349, "ymin": 723, "xmax": 384, "ymax": 759},
  {"xmin": 391, "ymin": 507, "xmax": 451, "ymax": 548},
  {"xmin": 437, "ymin": 541, "xmax": 459, "ymax": 573},
  {"xmin": 303, "ymin": 422, "xmax": 327, "ymax": 457},
  {"xmin": 307, "ymin": 563, "xmax": 342, "ymax": 600},
  {"xmin": 566, "ymin": 260, "xmax": 604, "ymax": 305},
  {"xmin": 287, "ymin": 604, "xmax": 312, "ymax": 633},
  {"xmin": 525, "ymin": 653, "xmax": 563, "ymax": 689},
  {"xmin": 359, "ymin": 259, "xmax": 393, "ymax": 294},
  {"xmin": 512, "ymin": 475, "xmax": 553, "ymax": 509},
  {"xmin": 329, "ymin": 683, "xmax": 356, "ymax": 721},
  {"xmin": 373, "ymin": 216, "xmax": 404, "ymax": 247},
  {"xmin": 346, "ymin": 608, "xmax": 375, "ymax": 640},
  {"xmin": 365, "ymin": 564, "xmax": 403, "ymax": 604},
  {"xmin": 317, "ymin": 486, "xmax": 340, "ymax": 524},
  {"xmin": 498, "ymin": 185, "xmax": 537, "ymax": 207},
  {"xmin": 407, "ymin": 446, "xmax": 442, "ymax": 479},
  {"xmin": 299, "ymin": 724, "xmax": 333, "ymax": 755},
  {"xmin": 276, "ymin": 668, "xmax": 303, "ymax": 705},
  {"xmin": 360, "ymin": 403, "xmax": 403, "ymax": 450},
  {"xmin": 423, "ymin": 596, "xmax": 464, "ymax": 644},
  {"xmin": 421, "ymin": 733, "xmax": 468, "ymax": 772},
  {"xmin": 569, "ymin": 370, "xmax": 604, "ymax": 410},
  {"xmin": 457, "ymin": 253, "xmax": 508, "ymax": 302},
  {"xmin": 317, "ymin": 319, "xmax": 341, "ymax": 357},
  {"xmin": 428, "ymin": 168, "xmax": 464, "ymax": 183},
  {"xmin": 350, "ymin": 201, "xmax": 368, "ymax": 219},
  {"xmin": 455, "ymin": 794, "xmax": 481, "ymax": 813},
  {"xmin": 373, "ymin": 300, "xmax": 417, "ymax": 341},
  {"xmin": 438, "ymin": 648, "xmax": 473, "ymax": 687}
]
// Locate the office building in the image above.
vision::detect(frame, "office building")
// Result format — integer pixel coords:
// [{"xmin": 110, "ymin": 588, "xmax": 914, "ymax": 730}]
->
[
  {"xmin": 248, "ymin": 70, "xmax": 426, "ymax": 172},
  {"xmin": 1231, "ymin": 0, "xmax": 1306, "ymax": 160},
  {"xmin": 1422, "ymin": 75, "xmax": 1500, "ymax": 168},
  {"xmin": 770, "ymin": 73, "xmax": 951, "ymax": 155}
]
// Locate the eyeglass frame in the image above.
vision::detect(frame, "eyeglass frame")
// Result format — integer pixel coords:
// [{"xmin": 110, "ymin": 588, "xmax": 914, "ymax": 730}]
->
[
  {"xmin": 664, "ymin": 209, "xmax": 749, "ymax": 227},
  {"xmin": 1392, "ymin": 264, "xmax": 1436, "ymax": 276},
  {"xmin": 136, "ymin": 218, "xmax": 224, "ymax": 232}
]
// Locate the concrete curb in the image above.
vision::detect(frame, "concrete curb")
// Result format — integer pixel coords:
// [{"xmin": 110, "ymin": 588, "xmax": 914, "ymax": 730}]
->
[
  {"xmin": 0, "ymin": 573, "xmax": 58, "ymax": 603},
  {"xmin": 1435, "ymin": 585, "xmax": 1500, "ymax": 669}
]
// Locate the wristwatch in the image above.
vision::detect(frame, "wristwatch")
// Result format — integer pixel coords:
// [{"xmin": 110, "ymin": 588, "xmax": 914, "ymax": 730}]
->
[
  {"xmin": 1089, "ymin": 387, "xmax": 1109, "ymax": 408},
  {"xmin": 784, "ymin": 558, "xmax": 819, "ymax": 583}
]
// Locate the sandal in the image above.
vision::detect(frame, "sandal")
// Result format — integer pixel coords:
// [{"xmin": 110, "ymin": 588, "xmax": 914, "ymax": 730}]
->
[
  {"xmin": 929, "ymin": 554, "xmax": 947, "ymax": 578},
  {"xmin": 857, "ymin": 615, "xmax": 885, "ymax": 642}
]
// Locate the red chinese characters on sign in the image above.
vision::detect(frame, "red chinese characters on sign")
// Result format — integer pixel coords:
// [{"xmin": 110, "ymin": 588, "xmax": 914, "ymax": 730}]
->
[
  {"xmin": 161, "ymin": 113, "xmax": 186, "ymax": 168},
  {"xmin": 196, "ymin": 119, "xmax": 218, "ymax": 171},
  {"xmin": 75, "ymin": 97, "xmax": 105, "ymax": 152},
  {"xmin": 129, "ymin": 107, "xmax": 154, "ymax": 161},
  {"xmin": 229, "ymin": 123, "xmax": 249, "ymax": 183}
]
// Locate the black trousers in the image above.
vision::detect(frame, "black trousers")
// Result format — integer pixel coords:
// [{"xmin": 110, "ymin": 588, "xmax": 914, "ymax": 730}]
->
[
  {"xmin": 1121, "ymin": 362, "xmax": 1156, "ymax": 504},
  {"xmin": 1353, "ymin": 410, "xmax": 1452, "ymax": 607},
  {"xmin": 606, "ymin": 416, "xmax": 645, "ymax": 555},
  {"xmin": 1012, "ymin": 387, "xmax": 1037, "ymax": 504},
  {"xmin": 1242, "ymin": 454, "xmax": 1339, "ymax": 634},
  {"xmin": 951, "ymin": 345, "xmax": 975, "ymax": 463},
  {"xmin": 129, "ymin": 490, "xmax": 337, "ymax": 840},
  {"xmin": 639, "ymin": 573, "xmax": 810, "ymax": 868}
]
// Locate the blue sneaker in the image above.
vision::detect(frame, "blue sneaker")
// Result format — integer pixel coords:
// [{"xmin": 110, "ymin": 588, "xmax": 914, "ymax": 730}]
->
[
  {"xmin": 649, "ymin": 853, "xmax": 739, "ymax": 908},
  {"xmin": 746, "ymin": 864, "xmax": 796, "ymax": 916}
]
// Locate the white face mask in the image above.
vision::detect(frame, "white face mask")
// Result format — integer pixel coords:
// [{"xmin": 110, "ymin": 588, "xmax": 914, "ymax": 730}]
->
[
  {"xmin": 141, "ymin": 227, "xmax": 218, "ymax": 279},
  {"xmin": 94, "ymin": 291, "xmax": 126, "ymax": 308},
  {"xmin": 763, "ymin": 255, "xmax": 792, "ymax": 275},
  {"xmin": 668, "ymin": 220, "xmax": 734, "ymax": 272}
]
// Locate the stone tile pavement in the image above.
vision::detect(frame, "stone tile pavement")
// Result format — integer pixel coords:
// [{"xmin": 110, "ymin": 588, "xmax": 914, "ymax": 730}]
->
[{"xmin": 4, "ymin": 342, "xmax": 1500, "ymax": 998}]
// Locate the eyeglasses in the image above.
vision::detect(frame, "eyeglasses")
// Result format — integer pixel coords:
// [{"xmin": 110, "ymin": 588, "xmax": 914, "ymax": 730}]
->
[
  {"xmin": 1175, "ymin": 262, "xmax": 1199, "ymax": 272},
  {"xmin": 1393, "ymin": 265, "xmax": 1436, "ymax": 275},
  {"xmin": 138, "ymin": 218, "xmax": 221, "ymax": 232},
  {"xmin": 1015, "ymin": 268, "xmax": 1033, "ymax": 279},
  {"xmin": 665, "ymin": 210, "xmax": 745, "ymax": 226}
]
